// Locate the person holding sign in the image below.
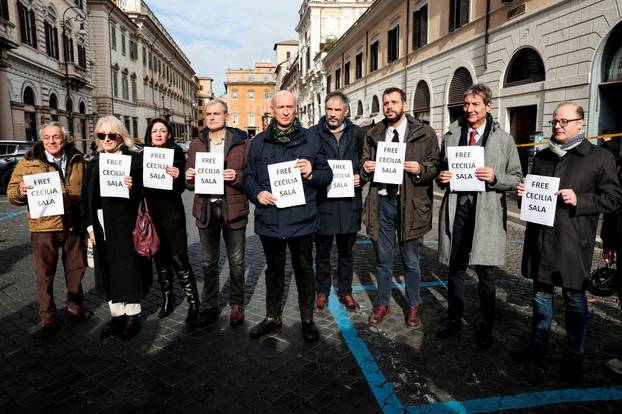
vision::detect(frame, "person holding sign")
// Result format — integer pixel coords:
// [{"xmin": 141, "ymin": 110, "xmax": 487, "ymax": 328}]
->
[
  {"xmin": 81, "ymin": 116, "xmax": 151, "ymax": 340},
  {"xmin": 185, "ymin": 99, "xmax": 250, "ymax": 327},
  {"xmin": 143, "ymin": 118, "xmax": 200, "ymax": 329},
  {"xmin": 436, "ymin": 84, "xmax": 522, "ymax": 349},
  {"xmin": 7, "ymin": 121, "xmax": 92, "ymax": 332},
  {"xmin": 360, "ymin": 87, "xmax": 440, "ymax": 329},
  {"xmin": 244, "ymin": 90, "xmax": 332, "ymax": 342},
  {"xmin": 311, "ymin": 91, "xmax": 365, "ymax": 312},
  {"xmin": 512, "ymin": 103, "xmax": 622, "ymax": 383}
]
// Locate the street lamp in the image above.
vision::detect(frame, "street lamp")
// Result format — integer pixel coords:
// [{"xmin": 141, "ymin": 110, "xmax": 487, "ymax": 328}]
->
[{"xmin": 61, "ymin": 5, "xmax": 86, "ymax": 143}]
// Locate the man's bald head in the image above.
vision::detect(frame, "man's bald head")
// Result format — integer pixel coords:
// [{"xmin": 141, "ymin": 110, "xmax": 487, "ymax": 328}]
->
[{"xmin": 271, "ymin": 90, "xmax": 298, "ymax": 130}]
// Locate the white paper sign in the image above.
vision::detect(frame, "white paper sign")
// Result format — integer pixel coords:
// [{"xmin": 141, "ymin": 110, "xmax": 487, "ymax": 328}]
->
[
  {"xmin": 143, "ymin": 147, "xmax": 174, "ymax": 190},
  {"xmin": 327, "ymin": 160, "xmax": 355, "ymax": 198},
  {"xmin": 268, "ymin": 160, "xmax": 305, "ymax": 208},
  {"xmin": 24, "ymin": 172, "xmax": 64, "ymax": 219},
  {"xmin": 99, "ymin": 153, "xmax": 132, "ymax": 198},
  {"xmin": 520, "ymin": 174, "xmax": 560, "ymax": 227},
  {"xmin": 447, "ymin": 146, "xmax": 486, "ymax": 192},
  {"xmin": 195, "ymin": 152, "xmax": 224, "ymax": 195},
  {"xmin": 373, "ymin": 141, "xmax": 406, "ymax": 184}
]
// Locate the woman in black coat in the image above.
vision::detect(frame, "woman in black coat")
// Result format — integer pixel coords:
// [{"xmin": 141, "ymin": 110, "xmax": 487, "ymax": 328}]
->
[
  {"xmin": 143, "ymin": 118, "xmax": 199, "ymax": 328},
  {"xmin": 82, "ymin": 116, "xmax": 151, "ymax": 339}
]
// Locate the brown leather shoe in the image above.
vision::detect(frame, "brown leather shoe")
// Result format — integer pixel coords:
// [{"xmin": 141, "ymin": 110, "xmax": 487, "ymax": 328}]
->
[
  {"xmin": 338, "ymin": 295, "xmax": 360, "ymax": 311},
  {"xmin": 121, "ymin": 315, "xmax": 141, "ymax": 339},
  {"xmin": 406, "ymin": 306, "xmax": 422, "ymax": 329},
  {"xmin": 230, "ymin": 305, "xmax": 245, "ymax": 326},
  {"xmin": 68, "ymin": 306, "xmax": 94, "ymax": 321},
  {"xmin": 315, "ymin": 293, "xmax": 328, "ymax": 310},
  {"xmin": 368, "ymin": 304, "xmax": 390, "ymax": 326}
]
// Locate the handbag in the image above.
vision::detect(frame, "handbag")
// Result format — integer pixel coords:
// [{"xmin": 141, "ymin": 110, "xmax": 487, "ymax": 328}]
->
[
  {"xmin": 586, "ymin": 264, "xmax": 618, "ymax": 297},
  {"xmin": 133, "ymin": 198, "xmax": 160, "ymax": 257}
]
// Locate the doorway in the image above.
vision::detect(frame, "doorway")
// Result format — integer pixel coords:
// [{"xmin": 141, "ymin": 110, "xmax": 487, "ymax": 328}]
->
[{"xmin": 509, "ymin": 105, "xmax": 537, "ymax": 175}]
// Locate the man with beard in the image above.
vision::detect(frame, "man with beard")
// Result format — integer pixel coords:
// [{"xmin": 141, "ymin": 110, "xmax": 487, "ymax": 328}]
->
[
  {"xmin": 436, "ymin": 83, "xmax": 522, "ymax": 349},
  {"xmin": 244, "ymin": 90, "xmax": 332, "ymax": 342},
  {"xmin": 360, "ymin": 87, "xmax": 440, "ymax": 328},
  {"xmin": 312, "ymin": 91, "xmax": 366, "ymax": 312}
]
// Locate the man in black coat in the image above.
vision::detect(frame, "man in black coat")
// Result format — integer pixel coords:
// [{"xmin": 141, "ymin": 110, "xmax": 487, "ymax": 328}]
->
[
  {"xmin": 513, "ymin": 103, "xmax": 622, "ymax": 383},
  {"xmin": 312, "ymin": 91, "xmax": 365, "ymax": 312}
]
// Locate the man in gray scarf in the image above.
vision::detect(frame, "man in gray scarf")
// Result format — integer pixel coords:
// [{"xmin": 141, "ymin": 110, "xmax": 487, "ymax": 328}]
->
[{"xmin": 513, "ymin": 103, "xmax": 622, "ymax": 384}]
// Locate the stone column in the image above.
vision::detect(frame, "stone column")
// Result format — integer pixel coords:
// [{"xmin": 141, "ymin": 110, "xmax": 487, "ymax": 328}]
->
[{"xmin": 0, "ymin": 50, "xmax": 14, "ymax": 140}]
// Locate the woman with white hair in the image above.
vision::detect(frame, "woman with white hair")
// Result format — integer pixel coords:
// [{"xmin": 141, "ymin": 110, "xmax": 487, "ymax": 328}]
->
[{"xmin": 81, "ymin": 116, "xmax": 151, "ymax": 339}]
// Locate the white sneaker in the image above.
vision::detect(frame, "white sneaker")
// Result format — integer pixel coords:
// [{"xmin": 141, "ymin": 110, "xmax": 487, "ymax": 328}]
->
[{"xmin": 605, "ymin": 358, "xmax": 622, "ymax": 375}]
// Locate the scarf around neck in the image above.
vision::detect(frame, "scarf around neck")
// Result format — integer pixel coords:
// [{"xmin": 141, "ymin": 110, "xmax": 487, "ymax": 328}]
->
[
  {"xmin": 548, "ymin": 130, "xmax": 585, "ymax": 158},
  {"xmin": 269, "ymin": 118, "xmax": 298, "ymax": 144}
]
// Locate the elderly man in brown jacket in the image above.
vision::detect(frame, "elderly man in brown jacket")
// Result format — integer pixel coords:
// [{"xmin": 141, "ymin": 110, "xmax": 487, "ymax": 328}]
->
[
  {"xmin": 7, "ymin": 121, "xmax": 92, "ymax": 332},
  {"xmin": 185, "ymin": 98, "xmax": 250, "ymax": 326}
]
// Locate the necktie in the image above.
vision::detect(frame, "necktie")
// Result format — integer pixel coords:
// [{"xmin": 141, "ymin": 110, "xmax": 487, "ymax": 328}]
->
[
  {"xmin": 387, "ymin": 129, "xmax": 400, "ymax": 199},
  {"xmin": 469, "ymin": 129, "xmax": 478, "ymax": 146}
]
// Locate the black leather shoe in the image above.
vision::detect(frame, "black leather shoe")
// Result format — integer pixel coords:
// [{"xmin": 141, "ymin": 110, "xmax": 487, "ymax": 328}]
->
[
  {"xmin": 436, "ymin": 319, "xmax": 461, "ymax": 339},
  {"xmin": 249, "ymin": 317, "xmax": 282, "ymax": 339},
  {"xmin": 560, "ymin": 352, "xmax": 583, "ymax": 384},
  {"xmin": 100, "ymin": 315, "xmax": 126, "ymax": 338},
  {"xmin": 510, "ymin": 343, "xmax": 548, "ymax": 361},
  {"xmin": 301, "ymin": 320, "xmax": 319, "ymax": 343},
  {"xmin": 199, "ymin": 306, "xmax": 220, "ymax": 327},
  {"xmin": 121, "ymin": 315, "xmax": 141, "ymax": 340},
  {"xmin": 475, "ymin": 325, "xmax": 493, "ymax": 349}
]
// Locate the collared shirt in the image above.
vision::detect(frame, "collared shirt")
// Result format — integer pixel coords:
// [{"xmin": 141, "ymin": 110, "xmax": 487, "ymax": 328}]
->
[
  {"xmin": 379, "ymin": 117, "xmax": 408, "ymax": 196},
  {"xmin": 467, "ymin": 121, "xmax": 487, "ymax": 146},
  {"xmin": 45, "ymin": 150, "xmax": 67, "ymax": 176}
]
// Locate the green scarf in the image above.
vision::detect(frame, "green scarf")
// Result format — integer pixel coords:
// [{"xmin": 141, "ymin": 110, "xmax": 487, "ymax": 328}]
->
[{"xmin": 269, "ymin": 118, "xmax": 297, "ymax": 144}]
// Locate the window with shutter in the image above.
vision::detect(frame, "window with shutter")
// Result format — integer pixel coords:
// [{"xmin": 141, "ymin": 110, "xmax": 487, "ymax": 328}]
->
[{"xmin": 449, "ymin": 0, "xmax": 470, "ymax": 32}]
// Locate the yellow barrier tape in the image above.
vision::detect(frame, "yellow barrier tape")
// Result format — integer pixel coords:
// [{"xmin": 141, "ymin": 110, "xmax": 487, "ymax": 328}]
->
[{"xmin": 515, "ymin": 132, "xmax": 622, "ymax": 149}]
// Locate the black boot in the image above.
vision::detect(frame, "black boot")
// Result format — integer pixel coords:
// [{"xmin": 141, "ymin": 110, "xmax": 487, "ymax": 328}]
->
[
  {"xmin": 172, "ymin": 255, "xmax": 200, "ymax": 329},
  {"xmin": 155, "ymin": 259, "xmax": 175, "ymax": 318}
]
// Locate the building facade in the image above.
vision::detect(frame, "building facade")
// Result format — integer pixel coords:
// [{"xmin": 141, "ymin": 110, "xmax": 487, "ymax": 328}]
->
[
  {"xmin": 295, "ymin": 0, "xmax": 374, "ymax": 127},
  {"xmin": 274, "ymin": 39, "xmax": 298, "ymax": 91},
  {"xmin": 224, "ymin": 61, "xmax": 275, "ymax": 137},
  {"xmin": 196, "ymin": 75, "xmax": 214, "ymax": 130},
  {"xmin": 89, "ymin": 0, "xmax": 197, "ymax": 141},
  {"xmin": 323, "ymin": 0, "xmax": 622, "ymax": 174},
  {"xmin": 0, "ymin": 0, "xmax": 92, "ymax": 150}
]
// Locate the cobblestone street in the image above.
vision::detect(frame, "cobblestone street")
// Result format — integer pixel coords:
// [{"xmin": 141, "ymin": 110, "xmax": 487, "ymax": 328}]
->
[{"xmin": 1, "ymin": 191, "xmax": 621, "ymax": 413}]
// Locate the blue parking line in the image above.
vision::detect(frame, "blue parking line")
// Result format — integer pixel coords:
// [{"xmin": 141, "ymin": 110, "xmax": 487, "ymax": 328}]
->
[
  {"xmin": 0, "ymin": 210, "xmax": 27, "ymax": 222},
  {"xmin": 330, "ymin": 281, "xmax": 622, "ymax": 413}
]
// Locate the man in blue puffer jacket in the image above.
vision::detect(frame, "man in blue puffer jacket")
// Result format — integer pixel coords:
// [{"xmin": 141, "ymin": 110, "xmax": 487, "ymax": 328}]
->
[{"xmin": 244, "ymin": 90, "xmax": 332, "ymax": 342}]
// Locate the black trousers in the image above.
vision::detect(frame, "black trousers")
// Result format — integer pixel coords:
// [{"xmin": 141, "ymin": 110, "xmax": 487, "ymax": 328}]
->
[
  {"xmin": 314, "ymin": 233, "xmax": 356, "ymax": 296},
  {"xmin": 260, "ymin": 234, "xmax": 315, "ymax": 321},
  {"xmin": 448, "ymin": 200, "xmax": 496, "ymax": 326}
]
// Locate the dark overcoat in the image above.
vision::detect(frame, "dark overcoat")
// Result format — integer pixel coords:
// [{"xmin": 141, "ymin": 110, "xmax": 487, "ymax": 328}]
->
[
  {"xmin": 144, "ymin": 144, "xmax": 188, "ymax": 257},
  {"xmin": 312, "ymin": 116, "xmax": 365, "ymax": 235},
  {"xmin": 600, "ymin": 138, "xmax": 622, "ymax": 248},
  {"xmin": 521, "ymin": 140, "xmax": 622, "ymax": 289},
  {"xmin": 81, "ymin": 148, "xmax": 152, "ymax": 302},
  {"xmin": 244, "ymin": 120, "xmax": 333, "ymax": 239}
]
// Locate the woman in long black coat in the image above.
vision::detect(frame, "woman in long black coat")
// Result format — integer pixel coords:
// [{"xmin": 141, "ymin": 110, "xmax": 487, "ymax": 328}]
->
[
  {"xmin": 143, "ymin": 118, "xmax": 199, "ymax": 328},
  {"xmin": 82, "ymin": 115, "xmax": 151, "ymax": 339}
]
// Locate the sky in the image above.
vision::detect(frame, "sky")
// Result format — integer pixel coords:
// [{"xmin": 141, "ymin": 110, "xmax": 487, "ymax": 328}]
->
[{"xmin": 146, "ymin": 0, "xmax": 300, "ymax": 96}]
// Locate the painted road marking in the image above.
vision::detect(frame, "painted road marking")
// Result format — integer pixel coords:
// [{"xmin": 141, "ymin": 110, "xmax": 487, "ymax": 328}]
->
[
  {"xmin": 0, "ymin": 210, "xmax": 27, "ymax": 222},
  {"xmin": 328, "ymin": 282, "xmax": 622, "ymax": 413}
]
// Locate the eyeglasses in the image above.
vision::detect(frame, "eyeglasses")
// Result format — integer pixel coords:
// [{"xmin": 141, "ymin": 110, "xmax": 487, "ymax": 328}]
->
[
  {"xmin": 548, "ymin": 118, "xmax": 582, "ymax": 128},
  {"xmin": 42, "ymin": 135, "xmax": 63, "ymax": 142},
  {"xmin": 97, "ymin": 132, "xmax": 122, "ymax": 141}
]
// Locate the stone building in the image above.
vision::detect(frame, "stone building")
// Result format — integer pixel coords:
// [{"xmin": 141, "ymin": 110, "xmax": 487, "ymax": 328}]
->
[
  {"xmin": 274, "ymin": 39, "xmax": 298, "ymax": 91},
  {"xmin": 89, "ymin": 0, "xmax": 197, "ymax": 141},
  {"xmin": 196, "ymin": 75, "xmax": 214, "ymax": 130},
  {"xmin": 0, "ymin": 0, "xmax": 92, "ymax": 149},
  {"xmin": 225, "ymin": 61, "xmax": 275, "ymax": 137},
  {"xmin": 295, "ymin": 0, "xmax": 375, "ymax": 127},
  {"xmin": 323, "ymin": 0, "xmax": 622, "ymax": 174}
]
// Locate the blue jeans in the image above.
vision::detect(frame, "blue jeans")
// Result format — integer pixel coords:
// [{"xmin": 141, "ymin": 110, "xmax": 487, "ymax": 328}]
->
[
  {"xmin": 372, "ymin": 195, "xmax": 422, "ymax": 308},
  {"xmin": 531, "ymin": 284, "xmax": 589, "ymax": 354}
]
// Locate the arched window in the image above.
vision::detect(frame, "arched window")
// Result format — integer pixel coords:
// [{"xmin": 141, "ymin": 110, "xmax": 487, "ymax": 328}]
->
[
  {"xmin": 79, "ymin": 101, "xmax": 86, "ymax": 114},
  {"xmin": 23, "ymin": 86, "xmax": 35, "ymax": 105},
  {"xmin": 504, "ymin": 48, "xmax": 545, "ymax": 87},
  {"xmin": 356, "ymin": 100, "xmax": 363, "ymax": 118},
  {"xmin": 412, "ymin": 80, "xmax": 431, "ymax": 122},
  {"xmin": 447, "ymin": 67, "xmax": 473, "ymax": 122},
  {"xmin": 371, "ymin": 95, "xmax": 380, "ymax": 114},
  {"xmin": 49, "ymin": 93, "xmax": 58, "ymax": 109}
]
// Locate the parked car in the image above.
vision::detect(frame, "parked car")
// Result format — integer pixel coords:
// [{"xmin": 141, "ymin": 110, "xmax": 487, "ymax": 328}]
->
[{"xmin": 0, "ymin": 141, "xmax": 34, "ymax": 194}]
